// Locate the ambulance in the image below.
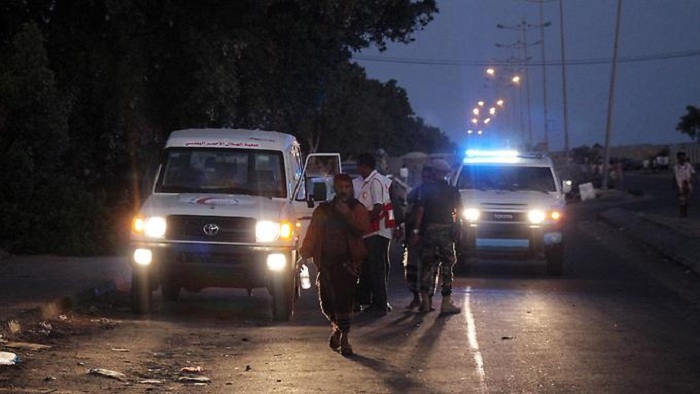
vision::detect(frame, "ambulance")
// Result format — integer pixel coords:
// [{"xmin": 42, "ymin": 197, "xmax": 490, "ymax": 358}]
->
[{"xmin": 129, "ymin": 128, "xmax": 340, "ymax": 320}]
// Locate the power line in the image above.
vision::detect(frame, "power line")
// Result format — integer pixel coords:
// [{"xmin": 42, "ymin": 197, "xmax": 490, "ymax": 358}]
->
[{"xmin": 352, "ymin": 49, "xmax": 700, "ymax": 67}]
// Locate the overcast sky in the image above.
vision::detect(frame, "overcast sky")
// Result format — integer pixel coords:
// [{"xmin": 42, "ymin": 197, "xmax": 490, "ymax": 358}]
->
[{"xmin": 354, "ymin": 0, "xmax": 700, "ymax": 152}]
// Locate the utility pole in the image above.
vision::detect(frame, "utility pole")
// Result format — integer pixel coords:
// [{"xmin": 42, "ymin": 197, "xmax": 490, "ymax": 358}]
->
[
  {"xmin": 538, "ymin": 1, "xmax": 550, "ymax": 152},
  {"xmin": 602, "ymin": 0, "xmax": 623, "ymax": 190},
  {"xmin": 559, "ymin": 0, "xmax": 570, "ymax": 162},
  {"xmin": 497, "ymin": 19, "xmax": 550, "ymax": 151}
]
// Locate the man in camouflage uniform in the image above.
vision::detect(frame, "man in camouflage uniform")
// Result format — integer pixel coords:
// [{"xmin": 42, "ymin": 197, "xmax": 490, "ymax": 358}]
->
[
  {"xmin": 400, "ymin": 165, "xmax": 433, "ymax": 310},
  {"xmin": 410, "ymin": 159, "xmax": 462, "ymax": 314}
]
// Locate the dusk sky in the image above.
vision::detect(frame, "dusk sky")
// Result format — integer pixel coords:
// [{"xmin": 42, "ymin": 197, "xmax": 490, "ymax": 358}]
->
[{"xmin": 354, "ymin": 0, "xmax": 700, "ymax": 152}]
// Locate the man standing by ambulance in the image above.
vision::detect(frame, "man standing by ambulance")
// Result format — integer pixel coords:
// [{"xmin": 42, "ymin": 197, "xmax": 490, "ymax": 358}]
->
[
  {"xmin": 411, "ymin": 159, "xmax": 462, "ymax": 314},
  {"xmin": 354, "ymin": 153, "xmax": 394, "ymax": 316}
]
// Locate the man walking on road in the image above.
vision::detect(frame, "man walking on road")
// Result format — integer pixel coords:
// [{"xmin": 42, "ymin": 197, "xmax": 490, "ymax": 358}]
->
[
  {"xmin": 354, "ymin": 153, "xmax": 394, "ymax": 316},
  {"xmin": 674, "ymin": 151, "xmax": 696, "ymax": 218},
  {"xmin": 300, "ymin": 174, "xmax": 371, "ymax": 356},
  {"xmin": 411, "ymin": 159, "xmax": 462, "ymax": 314}
]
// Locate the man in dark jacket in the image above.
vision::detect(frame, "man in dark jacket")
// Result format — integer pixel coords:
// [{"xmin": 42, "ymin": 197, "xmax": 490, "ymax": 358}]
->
[{"xmin": 300, "ymin": 174, "xmax": 371, "ymax": 356}]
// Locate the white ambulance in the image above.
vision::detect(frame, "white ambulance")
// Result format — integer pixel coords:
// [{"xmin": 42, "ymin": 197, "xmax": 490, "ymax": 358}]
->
[
  {"xmin": 453, "ymin": 150, "xmax": 571, "ymax": 275},
  {"xmin": 129, "ymin": 128, "xmax": 340, "ymax": 320}
]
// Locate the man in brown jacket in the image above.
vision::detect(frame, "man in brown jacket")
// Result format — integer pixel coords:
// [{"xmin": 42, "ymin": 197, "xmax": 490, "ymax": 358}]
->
[{"xmin": 300, "ymin": 173, "xmax": 371, "ymax": 356}]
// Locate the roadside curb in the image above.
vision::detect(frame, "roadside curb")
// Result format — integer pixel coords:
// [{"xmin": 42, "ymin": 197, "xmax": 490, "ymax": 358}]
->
[
  {"xmin": 598, "ymin": 208, "xmax": 700, "ymax": 276},
  {"xmin": 0, "ymin": 278, "xmax": 125, "ymax": 339}
]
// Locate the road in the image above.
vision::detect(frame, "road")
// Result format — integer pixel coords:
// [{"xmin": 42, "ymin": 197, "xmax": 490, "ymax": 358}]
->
[{"xmin": 2, "ymin": 172, "xmax": 700, "ymax": 393}]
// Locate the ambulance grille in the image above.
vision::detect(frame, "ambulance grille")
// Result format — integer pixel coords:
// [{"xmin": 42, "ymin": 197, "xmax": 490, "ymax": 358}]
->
[{"xmin": 166, "ymin": 215, "xmax": 256, "ymax": 243}]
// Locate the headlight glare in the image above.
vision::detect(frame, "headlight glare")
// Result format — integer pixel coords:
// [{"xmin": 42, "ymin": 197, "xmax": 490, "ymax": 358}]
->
[
  {"xmin": 279, "ymin": 222, "xmax": 293, "ymax": 241},
  {"xmin": 256, "ymin": 220, "xmax": 280, "ymax": 242},
  {"xmin": 528, "ymin": 209, "xmax": 546, "ymax": 224},
  {"xmin": 144, "ymin": 217, "xmax": 167, "ymax": 238},
  {"xmin": 463, "ymin": 208, "xmax": 480, "ymax": 222},
  {"xmin": 133, "ymin": 248, "xmax": 153, "ymax": 265},
  {"xmin": 266, "ymin": 253, "xmax": 287, "ymax": 271}
]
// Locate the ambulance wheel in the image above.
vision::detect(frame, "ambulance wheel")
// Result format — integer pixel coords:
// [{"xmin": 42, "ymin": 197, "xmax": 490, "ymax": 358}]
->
[{"xmin": 131, "ymin": 271, "xmax": 153, "ymax": 314}]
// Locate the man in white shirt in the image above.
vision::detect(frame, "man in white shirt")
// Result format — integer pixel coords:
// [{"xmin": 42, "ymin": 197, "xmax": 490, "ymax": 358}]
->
[
  {"xmin": 674, "ymin": 151, "xmax": 696, "ymax": 217},
  {"xmin": 354, "ymin": 153, "xmax": 393, "ymax": 316}
]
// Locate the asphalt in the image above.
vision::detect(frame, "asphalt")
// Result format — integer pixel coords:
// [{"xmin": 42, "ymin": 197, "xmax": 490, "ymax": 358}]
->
[{"xmin": 1, "ymin": 187, "xmax": 699, "ymax": 339}]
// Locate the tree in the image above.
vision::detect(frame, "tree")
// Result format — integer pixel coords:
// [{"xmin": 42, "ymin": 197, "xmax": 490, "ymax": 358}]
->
[
  {"xmin": 676, "ymin": 105, "xmax": 700, "ymax": 141},
  {"xmin": 0, "ymin": 0, "xmax": 443, "ymax": 254}
]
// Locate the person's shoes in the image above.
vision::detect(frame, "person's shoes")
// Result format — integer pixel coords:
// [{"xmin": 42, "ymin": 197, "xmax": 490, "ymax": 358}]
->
[
  {"xmin": 419, "ymin": 294, "xmax": 434, "ymax": 313},
  {"xmin": 339, "ymin": 331, "xmax": 353, "ymax": 356},
  {"xmin": 363, "ymin": 304, "xmax": 388, "ymax": 317},
  {"xmin": 440, "ymin": 295, "xmax": 461, "ymax": 315},
  {"xmin": 386, "ymin": 302, "xmax": 393, "ymax": 312},
  {"xmin": 329, "ymin": 329, "xmax": 341, "ymax": 351},
  {"xmin": 340, "ymin": 343, "xmax": 354, "ymax": 356}
]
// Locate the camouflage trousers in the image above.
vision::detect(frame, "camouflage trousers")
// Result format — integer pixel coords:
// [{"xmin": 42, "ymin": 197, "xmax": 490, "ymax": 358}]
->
[{"xmin": 420, "ymin": 224, "xmax": 457, "ymax": 297}]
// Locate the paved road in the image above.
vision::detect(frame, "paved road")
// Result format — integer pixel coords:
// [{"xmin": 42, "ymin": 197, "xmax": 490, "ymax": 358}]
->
[{"xmin": 2, "ymin": 171, "xmax": 700, "ymax": 393}]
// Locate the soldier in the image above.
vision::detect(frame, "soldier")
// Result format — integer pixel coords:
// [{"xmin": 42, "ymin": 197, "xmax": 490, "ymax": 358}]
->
[
  {"xmin": 411, "ymin": 159, "xmax": 462, "ymax": 314},
  {"xmin": 401, "ymin": 165, "xmax": 434, "ymax": 310}
]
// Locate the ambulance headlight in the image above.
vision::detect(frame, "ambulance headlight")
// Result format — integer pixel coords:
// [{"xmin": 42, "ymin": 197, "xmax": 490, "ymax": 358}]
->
[
  {"xmin": 256, "ymin": 221, "xmax": 294, "ymax": 243},
  {"xmin": 133, "ymin": 249, "xmax": 153, "ymax": 266},
  {"xmin": 266, "ymin": 253, "xmax": 287, "ymax": 271},
  {"xmin": 133, "ymin": 216, "xmax": 167, "ymax": 238}
]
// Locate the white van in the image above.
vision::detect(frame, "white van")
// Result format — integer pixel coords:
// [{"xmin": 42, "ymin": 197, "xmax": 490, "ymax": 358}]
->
[
  {"xmin": 453, "ymin": 150, "xmax": 571, "ymax": 275},
  {"xmin": 129, "ymin": 128, "xmax": 340, "ymax": 320}
]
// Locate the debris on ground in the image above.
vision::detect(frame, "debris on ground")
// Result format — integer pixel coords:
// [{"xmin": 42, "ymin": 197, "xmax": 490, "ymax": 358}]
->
[
  {"xmin": 178, "ymin": 375, "xmax": 211, "ymax": 384},
  {"xmin": 3, "ymin": 341, "xmax": 51, "ymax": 351},
  {"xmin": 139, "ymin": 379, "xmax": 165, "ymax": 385},
  {"xmin": 0, "ymin": 351, "xmax": 21, "ymax": 365},
  {"xmin": 87, "ymin": 368, "xmax": 128, "ymax": 381},
  {"xmin": 180, "ymin": 366, "xmax": 204, "ymax": 374},
  {"xmin": 32, "ymin": 321, "xmax": 53, "ymax": 336},
  {"xmin": 111, "ymin": 348, "xmax": 129, "ymax": 352}
]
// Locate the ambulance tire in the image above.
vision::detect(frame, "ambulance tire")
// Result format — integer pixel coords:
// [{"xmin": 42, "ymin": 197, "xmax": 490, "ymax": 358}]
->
[
  {"xmin": 131, "ymin": 270, "xmax": 152, "ymax": 314},
  {"xmin": 271, "ymin": 274, "xmax": 294, "ymax": 322}
]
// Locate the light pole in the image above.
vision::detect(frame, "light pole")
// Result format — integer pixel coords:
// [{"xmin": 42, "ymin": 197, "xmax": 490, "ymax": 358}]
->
[
  {"xmin": 559, "ymin": 0, "xmax": 570, "ymax": 162},
  {"xmin": 538, "ymin": 3, "xmax": 552, "ymax": 152},
  {"xmin": 498, "ymin": 19, "xmax": 551, "ymax": 151},
  {"xmin": 602, "ymin": 0, "xmax": 623, "ymax": 190},
  {"xmin": 495, "ymin": 38, "xmax": 540, "ymax": 149}
]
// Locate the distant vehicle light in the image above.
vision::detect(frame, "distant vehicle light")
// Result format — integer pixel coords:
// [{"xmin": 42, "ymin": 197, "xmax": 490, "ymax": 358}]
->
[{"xmin": 551, "ymin": 210, "xmax": 562, "ymax": 220}]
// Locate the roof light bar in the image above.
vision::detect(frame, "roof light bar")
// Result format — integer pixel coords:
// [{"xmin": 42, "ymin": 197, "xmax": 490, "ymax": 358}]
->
[{"xmin": 465, "ymin": 149, "xmax": 519, "ymax": 158}]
